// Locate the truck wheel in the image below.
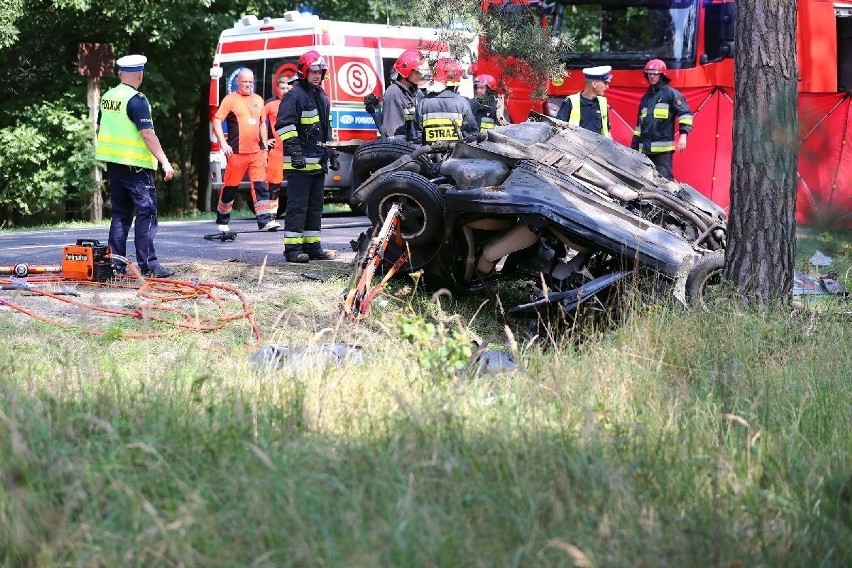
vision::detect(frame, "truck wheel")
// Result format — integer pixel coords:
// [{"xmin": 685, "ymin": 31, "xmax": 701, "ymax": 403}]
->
[
  {"xmin": 686, "ymin": 250, "xmax": 726, "ymax": 310},
  {"xmin": 352, "ymin": 139, "xmax": 430, "ymax": 186},
  {"xmin": 367, "ymin": 171, "xmax": 444, "ymax": 247}
]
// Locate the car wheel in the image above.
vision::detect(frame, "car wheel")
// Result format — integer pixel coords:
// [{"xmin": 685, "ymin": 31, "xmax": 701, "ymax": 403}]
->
[
  {"xmin": 352, "ymin": 139, "xmax": 431, "ymax": 186},
  {"xmin": 686, "ymin": 250, "xmax": 726, "ymax": 309},
  {"xmin": 367, "ymin": 171, "xmax": 444, "ymax": 247}
]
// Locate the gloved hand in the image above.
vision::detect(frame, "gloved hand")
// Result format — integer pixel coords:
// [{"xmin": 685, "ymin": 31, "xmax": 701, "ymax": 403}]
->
[
  {"xmin": 364, "ymin": 93, "xmax": 380, "ymax": 114},
  {"xmin": 328, "ymin": 149, "xmax": 340, "ymax": 171},
  {"xmin": 290, "ymin": 152, "xmax": 306, "ymax": 169}
]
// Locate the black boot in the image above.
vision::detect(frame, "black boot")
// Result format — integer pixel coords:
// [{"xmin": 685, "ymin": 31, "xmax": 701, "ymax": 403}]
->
[
  {"xmin": 304, "ymin": 244, "xmax": 336, "ymax": 260},
  {"xmin": 284, "ymin": 244, "xmax": 309, "ymax": 263}
]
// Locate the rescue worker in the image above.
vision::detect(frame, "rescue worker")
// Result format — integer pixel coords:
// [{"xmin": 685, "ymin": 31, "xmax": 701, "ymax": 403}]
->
[
  {"xmin": 95, "ymin": 54, "xmax": 175, "ymax": 278},
  {"xmin": 212, "ymin": 68, "xmax": 280, "ymax": 233},
  {"xmin": 379, "ymin": 49, "xmax": 429, "ymax": 141},
  {"xmin": 264, "ymin": 73, "xmax": 296, "ymax": 215},
  {"xmin": 469, "ymin": 74, "xmax": 499, "ymax": 133},
  {"xmin": 414, "ymin": 58, "xmax": 478, "ymax": 145},
  {"xmin": 631, "ymin": 59, "xmax": 693, "ymax": 181},
  {"xmin": 274, "ymin": 50, "xmax": 338, "ymax": 263},
  {"xmin": 556, "ymin": 65, "xmax": 613, "ymax": 138}
]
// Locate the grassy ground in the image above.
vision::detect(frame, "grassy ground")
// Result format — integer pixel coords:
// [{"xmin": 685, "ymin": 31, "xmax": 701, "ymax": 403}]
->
[{"xmin": 0, "ymin": 227, "xmax": 850, "ymax": 567}]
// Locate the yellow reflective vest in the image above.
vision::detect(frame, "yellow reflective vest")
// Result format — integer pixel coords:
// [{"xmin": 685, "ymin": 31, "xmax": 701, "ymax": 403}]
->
[
  {"xmin": 95, "ymin": 84, "xmax": 157, "ymax": 169},
  {"xmin": 566, "ymin": 93, "xmax": 609, "ymax": 137}
]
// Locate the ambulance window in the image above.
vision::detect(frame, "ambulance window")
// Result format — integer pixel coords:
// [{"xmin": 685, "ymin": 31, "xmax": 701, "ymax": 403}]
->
[
  {"xmin": 265, "ymin": 57, "xmax": 301, "ymax": 99},
  {"xmin": 381, "ymin": 57, "xmax": 396, "ymax": 89},
  {"xmin": 218, "ymin": 61, "xmax": 266, "ymax": 101}
]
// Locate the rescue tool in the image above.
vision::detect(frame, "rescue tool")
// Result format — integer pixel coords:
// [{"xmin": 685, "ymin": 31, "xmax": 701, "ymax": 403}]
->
[
  {"xmin": 0, "ymin": 239, "xmax": 114, "ymax": 282},
  {"xmin": 342, "ymin": 203, "xmax": 408, "ymax": 320},
  {"xmin": 202, "ymin": 228, "xmax": 281, "ymax": 242}
]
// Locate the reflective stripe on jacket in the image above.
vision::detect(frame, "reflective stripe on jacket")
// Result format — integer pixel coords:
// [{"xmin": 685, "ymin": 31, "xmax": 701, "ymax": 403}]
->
[
  {"xmin": 380, "ymin": 80, "xmax": 422, "ymax": 142},
  {"xmin": 631, "ymin": 82, "xmax": 693, "ymax": 154},
  {"xmin": 274, "ymin": 80, "xmax": 331, "ymax": 174},
  {"xmin": 95, "ymin": 84, "xmax": 157, "ymax": 169},
  {"xmin": 415, "ymin": 90, "xmax": 478, "ymax": 144}
]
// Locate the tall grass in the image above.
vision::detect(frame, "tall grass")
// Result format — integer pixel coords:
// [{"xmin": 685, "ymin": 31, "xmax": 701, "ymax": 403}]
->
[{"xmin": 1, "ymin": 286, "xmax": 849, "ymax": 566}]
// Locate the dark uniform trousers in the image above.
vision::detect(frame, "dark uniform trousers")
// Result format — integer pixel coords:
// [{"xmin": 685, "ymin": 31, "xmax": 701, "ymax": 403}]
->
[
  {"xmin": 284, "ymin": 172, "xmax": 324, "ymax": 254},
  {"xmin": 107, "ymin": 163, "xmax": 160, "ymax": 271},
  {"xmin": 648, "ymin": 153, "xmax": 675, "ymax": 181}
]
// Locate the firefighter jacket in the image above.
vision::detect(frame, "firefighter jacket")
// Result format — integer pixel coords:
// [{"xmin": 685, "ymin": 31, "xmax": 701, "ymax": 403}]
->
[
  {"xmin": 631, "ymin": 81, "xmax": 693, "ymax": 154},
  {"xmin": 380, "ymin": 79, "xmax": 423, "ymax": 142},
  {"xmin": 469, "ymin": 97, "xmax": 498, "ymax": 132},
  {"xmin": 557, "ymin": 93, "xmax": 610, "ymax": 137},
  {"xmin": 95, "ymin": 83, "xmax": 157, "ymax": 170},
  {"xmin": 275, "ymin": 79, "xmax": 331, "ymax": 174},
  {"xmin": 415, "ymin": 89, "xmax": 479, "ymax": 144}
]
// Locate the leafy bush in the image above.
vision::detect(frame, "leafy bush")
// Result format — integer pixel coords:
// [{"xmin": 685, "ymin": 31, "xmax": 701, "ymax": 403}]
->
[{"xmin": 0, "ymin": 102, "xmax": 97, "ymax": 218}]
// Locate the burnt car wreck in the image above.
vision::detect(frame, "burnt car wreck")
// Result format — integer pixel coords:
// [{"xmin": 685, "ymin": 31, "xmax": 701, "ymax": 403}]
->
[{"xmin": 342, "ymin": 116, "xmax": 727, "ymax": 322}]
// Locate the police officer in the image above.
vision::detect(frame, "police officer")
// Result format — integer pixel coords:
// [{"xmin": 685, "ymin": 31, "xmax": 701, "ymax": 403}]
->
[
  {"xmin": 379, "ymin": 49, "xmax": 429, "ymax": 141},
  {"xmin": 274, "ymin": 50, "xmax": 337, "ymax": 263},
  {"xmin": 556, "ymin": 66, "xmax": 612, "ymax": 138},
  {"xmin": 631, "ymin": 59, "xmax": 693, "ymax": 181},
  {"xmin": 415, "ymin": 58, "xmax": 478, "ymax": 145},
  {"xmin": 95, "ymin": 54, "xmax": 175, "ymax": 278},
  {"xmin": 469, "ymin": 74, "xmax": 499, "ymax": 133}
]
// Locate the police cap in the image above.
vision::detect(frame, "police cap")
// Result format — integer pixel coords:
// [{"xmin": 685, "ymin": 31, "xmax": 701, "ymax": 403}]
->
[
  {"xmin": 116, "ymin": 54, "xmax": 147, "ymax": 73},
  {"xmin": 582, "ymin": 65, "xmax": 612, "ymax": 82}
]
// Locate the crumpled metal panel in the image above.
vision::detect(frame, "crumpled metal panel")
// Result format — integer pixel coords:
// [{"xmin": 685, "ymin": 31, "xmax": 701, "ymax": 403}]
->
[{"xmin": 444, "ymin": 162, "xmax": 699, "ymax": 277}]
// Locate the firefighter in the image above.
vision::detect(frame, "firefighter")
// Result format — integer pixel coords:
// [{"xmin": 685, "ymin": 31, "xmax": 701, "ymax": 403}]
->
[
  {"xmin": 469, "ymin": 74, "xmax": 500, "ymax": 133},
  {"xmin": 631, "ymin": 59, "xmax": 693, "ymax": 181},
  {"xmin": 379, "ymin": 49, "xmax": 429, "ymax": 141},
  {"xmin": 274, "ymin": 50, "xmax": 338, "ymax": 263},
  {"xmin": 556, "ymin": 66, "xmax": 613, "ymax": 138},
  {"xmin": 264, "ymin": 74, "xmax": 296, "ymax": 215},
  {"xmin": 415, "ymin": 58, "xmax": 478, "ymax": 144},
  {"xmin": 212, "ymin": 68, "xmax": 280, "ymax": 233},
  {"xmin": 95, "ymin": 54, "xmax": 175, "ymax": 278}
]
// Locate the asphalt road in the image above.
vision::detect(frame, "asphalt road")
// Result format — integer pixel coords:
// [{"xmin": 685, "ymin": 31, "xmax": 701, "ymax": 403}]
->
[{"xmin": 0, "ymin": 212, "xmax": 373, "ymax": 270}]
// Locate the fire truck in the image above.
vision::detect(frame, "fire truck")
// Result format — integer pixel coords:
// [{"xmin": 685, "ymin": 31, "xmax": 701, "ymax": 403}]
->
[
  {"xmin": 207, "ymin": 11, "xmax": 463, "ymax": 214},
  {"xmin": 477, "ymin": 0, "xmax": 852, "ymax": 228}
]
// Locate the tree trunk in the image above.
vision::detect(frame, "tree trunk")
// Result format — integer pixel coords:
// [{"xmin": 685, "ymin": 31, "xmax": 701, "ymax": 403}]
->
[{"xmin": 724, "ymin": 0, "xmax": 798, "ymax": 306}]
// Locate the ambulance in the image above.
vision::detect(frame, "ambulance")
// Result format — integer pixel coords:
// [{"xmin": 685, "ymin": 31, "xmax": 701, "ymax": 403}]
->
[{"xmin": 208, "ymin": 11, "xmax": 472, "ymax": 214}]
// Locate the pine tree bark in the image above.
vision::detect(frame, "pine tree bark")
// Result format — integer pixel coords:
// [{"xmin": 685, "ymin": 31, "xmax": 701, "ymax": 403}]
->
[{"xmin": 723, "ymin": 0, "xmax": 798, "ymax": 306}]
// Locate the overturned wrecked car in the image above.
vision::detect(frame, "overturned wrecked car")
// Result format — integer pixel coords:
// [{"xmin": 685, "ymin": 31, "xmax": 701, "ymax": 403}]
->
[{"xmin": 342, "ymin": 116, "xmax": 727, "ymax": 322}]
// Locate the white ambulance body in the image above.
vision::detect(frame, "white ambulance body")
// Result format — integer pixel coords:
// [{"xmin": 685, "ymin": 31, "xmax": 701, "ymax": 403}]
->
[{"xmin": 208, "ymin": 11, "xmax": 473, "ymax": 211}]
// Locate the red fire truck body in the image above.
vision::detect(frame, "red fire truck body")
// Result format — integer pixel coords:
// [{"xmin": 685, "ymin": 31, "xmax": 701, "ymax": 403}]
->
[{"xmin": 478, "ymin": 0, "xmax": 852, "ymax": 227}]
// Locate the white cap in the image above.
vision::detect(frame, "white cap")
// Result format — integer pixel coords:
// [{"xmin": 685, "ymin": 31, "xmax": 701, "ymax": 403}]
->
[
  {"xmin": 116, "ymin": 54, "xmax": 147, "ymax": 72},
  {"xmin": 582, "ymin": 65, "xmax": 612, "ymax": 82}
]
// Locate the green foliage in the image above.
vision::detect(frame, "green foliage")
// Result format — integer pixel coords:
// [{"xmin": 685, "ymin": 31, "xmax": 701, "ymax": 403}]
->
[
  {"xmin": 0, "ymin": 0, "xmax": 24, "ymax": 49},
  {"xmin": 0, "ymin": 102, "xmax": 97, "ymax": 215},
  {"xmin": 392, "ymin": 0, "xmax": 568, "ymax": 97},
  {"xmin": 396, "ymin": 311, "xmax": 474, "ymax": 381},
  {"xmin": 1, "ymin": 285, "xmax": 851, "ymax": 565}
]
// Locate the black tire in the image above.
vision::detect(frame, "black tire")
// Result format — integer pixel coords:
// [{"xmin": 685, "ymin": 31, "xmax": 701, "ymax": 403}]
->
[
  {"xmin": 352, "ymin": 139, "xmax": 431, "ymax": 186},
  {"xmin": 366, "ymin": 171, "xmax": 444, "ymax": 247},
  {"xmin": 686, "ymin": 250, "xmax": 725, "ymax": 309},
  {"xmin": 348, "ymin": 201, "xmax": 366, "ymax": 216}
]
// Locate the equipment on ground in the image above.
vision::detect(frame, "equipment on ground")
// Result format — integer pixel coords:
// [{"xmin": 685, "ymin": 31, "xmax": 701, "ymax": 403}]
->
[{"xmin": 0, "ymin": 239, "xmax": 113, "ymax": 282}]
